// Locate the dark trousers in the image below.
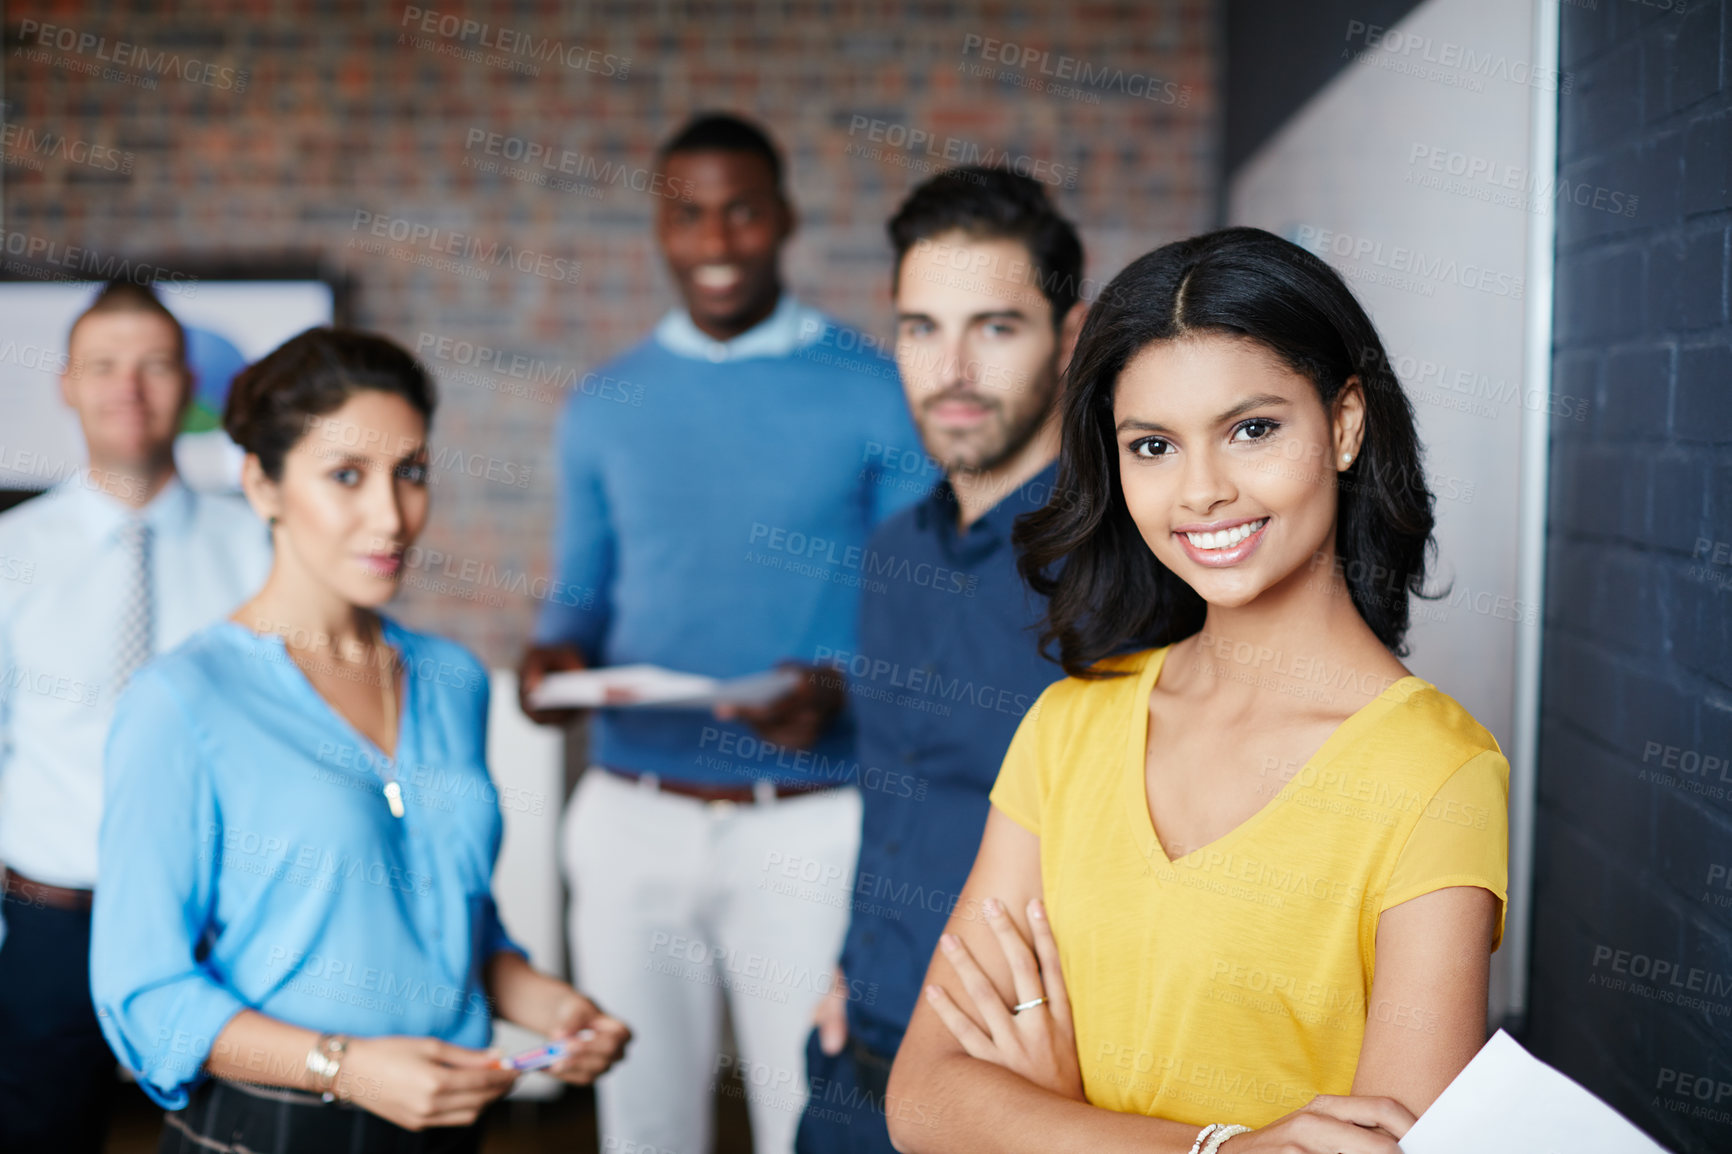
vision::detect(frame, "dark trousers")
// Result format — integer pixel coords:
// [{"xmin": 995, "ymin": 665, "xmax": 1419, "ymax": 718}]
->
[
  {"xmin": 794, "ymin": 1027, "xmax": 900, "ymax": 1154},
  {"xmin": 162, "ymin": 1076, "xmax": 485, "ymax": 1154},
  {"xmin": 0, "ymin": 895, "xmax": 118, "ymax": 1154}
]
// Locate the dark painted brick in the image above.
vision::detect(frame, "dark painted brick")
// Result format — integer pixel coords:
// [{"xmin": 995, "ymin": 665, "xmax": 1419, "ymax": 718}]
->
[
  {"xmin": 1533, "ymin": 1012, "xmax": 1692, "ymax": 1154},
  {"xmin": 1545, "ymin": 442, "xmax": 1577, "ymax": 532},
  {"xmin": 1712, "ymin": 460, "xmax": 1732, "ymax": 535},
  {"xmin": 1561, "ymin": 0, "xmax": 1624, "ymax": 72},
  {"xmin": 1565, "ymin": 41, "xmax": 1645, "ymax": 160},
  {"xmin": 1653, "ymin": 226, "xmax": 1728, "ymax": 330},
  {"xmin": 1595, "ymin": 851, "xmax": 1692, "ymax": 987},
  {"xmin": 1603, "ymin": 550, "xmax": 1674, "ymax": 646},
  {"xmin": 1676, "ymin": 911, "xmax": 1732, "ymax": 1013},
  {"xmin": 1543, "ymin": 632, "xmax": 1632, "ymax": 742},
  {"xmin": 1545, "ymin": 539, "xmax": 1598, "ymax": 626},
  {"xmin": 1541, "ymin": 634, "xmax": 1602, "ymax": 733},
  {"xmin": 1620, "ymin": 0, "xmax": 1694, "ymax": 39},
  {"xmin": 1642, "ymin": 16, "xmax": 1673, "ymax": 124},
  {"xmin": 1536, "ymin": 822, "xmax": 1687, "ymax": 998},
  {"xmin": 1559, "ymin": 245, "xmax": 1646, "ymax": 344},
  {"xmin": 1619, "ymin": 1047, "xmax": 1720, "ymax": 1154},
  {"xmin": 1652, "ymin": 788, "xmax": 1732, "ymax": 915},
  {"xmin": 1620, "ymin": 662, "xmax": 1712, "ymax": 773},
  {"xmin": 1537, "ymin": 717, "xmax": 1656, "ymax": 861},
  {"xmin": 1675, "ymin": 344, "xmax": 1732, "ymax": 441},
  {"xmin": 1603, "ymin": 344, "xmax": 1675, "ymax": 437},
  {"xmin": 1614, "ymin": 446, "xmax": 1659, "ymax": 540},
  {"xmin": 1682, "ymin": 107, "xmax": 1732, "ymax": 216},
  {"xmin": 1526, "ymin": 908, "xmax": 1611, "ymax": 1057},
  {"xmin": 1670, "ymin": 0, "xmax": 1725, "ymax": 111},
  {"xmin": 1554, "ymin": 350, "xmax": 1602, "ymax": 439},
  {"xmin": 1671, "ymin": 563, "xmax": 1732, "ymax": 686},
  {"xmin": 1561, "ymin": 146, "xmax": 1650, "ymax": 245},
  {"xmin": 1526, "ymin": 894, "xmax": 1593, "ymax": 1043},
  {"xmin": 1551, "ymin": 443, "xmax": 1647, "ymax": 537},
  {"xmin": 1532, "ymin": 933, "xmax": 1662, "ymax": 1078},
  {"xmin": 1707, "ymin": 696, "xmax": 1732, "ymax": 750},
  {"xmin": 1631, "ymin": 126, "xmax": 1685, "ymax": 229},
  {"xmin": 1646, "ymin": 452, "xmax": 1712, "ymax": 549},
  {"xmin": 1545, "ymin": 439, "xmax": 1577, "ymax": 527},
  {"xmin": 1532, "ymin": 822, "xmax": 1617, "ymax": 948}
]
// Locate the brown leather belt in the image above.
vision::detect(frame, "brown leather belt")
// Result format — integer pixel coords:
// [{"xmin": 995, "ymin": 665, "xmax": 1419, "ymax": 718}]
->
[
  {"xmin": 601, "ymin": 766, "xmax": 835, "ymax": 805},
  {"xmin": 2, "ymin": 866, "xmax": 94, "ymax": 911}
]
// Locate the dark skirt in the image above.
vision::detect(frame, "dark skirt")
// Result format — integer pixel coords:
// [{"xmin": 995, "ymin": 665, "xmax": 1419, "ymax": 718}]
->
[{"xmin": 158, "ymin": 1076, "xmax": 485, "ymax": 1154}]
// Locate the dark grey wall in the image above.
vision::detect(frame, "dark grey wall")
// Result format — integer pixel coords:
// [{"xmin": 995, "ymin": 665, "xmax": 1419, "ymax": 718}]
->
[
  {"xmin": 1528, "ymin": 2, "xmax": 1732, "ymax": 1153},
  {"xmin": 1224, "ymin": 0, "xmax": 1423, "ymax": 176}
]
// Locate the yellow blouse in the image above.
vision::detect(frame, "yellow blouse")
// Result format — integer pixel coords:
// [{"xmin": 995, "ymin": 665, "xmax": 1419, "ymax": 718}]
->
[{"xmin": 989, "ymin": 646, "xmax": 1509, "ymax": 1128}]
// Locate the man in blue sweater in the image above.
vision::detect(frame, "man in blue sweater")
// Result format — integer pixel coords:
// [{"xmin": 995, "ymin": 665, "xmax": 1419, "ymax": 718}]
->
[
  {"xmin": 794, "ymin": 167, "xmax": 1084, "ymax": 1154},
  {"xmin": 518, "ymin": 113, "xmax": 929, "ymax": 1154}
]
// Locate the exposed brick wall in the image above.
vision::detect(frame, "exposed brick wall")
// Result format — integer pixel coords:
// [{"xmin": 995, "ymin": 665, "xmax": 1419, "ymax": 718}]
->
[
  {"xmin": 1530, "ymin": 2, "xmax": 1732, "ymax": 1151},
  {"xmin": 1, "ymin": 1, "xmax": 1216, "ymax": 665}
]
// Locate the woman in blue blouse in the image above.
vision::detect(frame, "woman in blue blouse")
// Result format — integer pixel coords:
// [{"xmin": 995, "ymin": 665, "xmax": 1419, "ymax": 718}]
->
[{"xmin": 92, "ymin": 328, "xmax": 629, "ymax": 1153}]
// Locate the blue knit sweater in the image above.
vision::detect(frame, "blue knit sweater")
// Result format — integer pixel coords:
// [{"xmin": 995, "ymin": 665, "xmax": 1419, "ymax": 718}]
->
[{"xmin": 534, "ymin": 306, "xmax": 932, "ymax": 784}]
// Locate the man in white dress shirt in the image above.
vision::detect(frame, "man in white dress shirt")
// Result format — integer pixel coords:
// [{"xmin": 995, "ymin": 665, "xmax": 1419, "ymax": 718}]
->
[{"xmin": 0, "ymin": 282, "xmax": 272, "ymax": 1152}]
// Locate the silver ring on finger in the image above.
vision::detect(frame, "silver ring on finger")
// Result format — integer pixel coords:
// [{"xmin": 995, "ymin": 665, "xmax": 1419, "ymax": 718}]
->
[{"xmin": 1010, "ymin": 996, "xmax": 1048, "ymax": 1014}]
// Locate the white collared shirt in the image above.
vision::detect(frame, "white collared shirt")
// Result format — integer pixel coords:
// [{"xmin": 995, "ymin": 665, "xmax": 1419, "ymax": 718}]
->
[
  {"xmin": 652, "ymin": 292, "xmax": 830, "ymax": 362},
  {"xmin": 0, "ymin": 472, "xmax": 272, "ymax": 891}
]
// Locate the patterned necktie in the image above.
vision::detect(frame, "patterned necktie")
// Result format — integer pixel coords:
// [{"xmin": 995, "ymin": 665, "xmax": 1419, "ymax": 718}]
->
[{"xmin": 114, "ymin": 517, "xmax": 154, "ymax": 690}]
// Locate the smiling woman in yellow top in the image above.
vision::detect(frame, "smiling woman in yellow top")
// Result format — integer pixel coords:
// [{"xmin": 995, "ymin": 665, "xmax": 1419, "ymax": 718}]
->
[{"xmin": 886, "ymin": 227, "xmax": 1509, "ymax": 1154}]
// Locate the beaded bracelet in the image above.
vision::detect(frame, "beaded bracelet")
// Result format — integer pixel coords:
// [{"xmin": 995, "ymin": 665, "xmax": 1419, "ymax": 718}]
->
[{"xmin": 1189, "ymin": 1122, "xmax": 1253, "ymax": 1154}]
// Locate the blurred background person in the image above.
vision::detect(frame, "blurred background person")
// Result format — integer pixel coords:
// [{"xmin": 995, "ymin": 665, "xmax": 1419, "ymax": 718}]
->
[
  {"xmin": 516, "ymin": 111, "xmax": 929, "ymax": 1154},
  {"xmin": 797, "ymin": 166, "xmax": 1083, "ymax": 1154},
  {"xmin": 0, "ymin": 282, "xmax": 273, "ymax": 1153},
  {"xmin": 91, "ymin": 328, "xmax": 628, "ymax": 1154}
]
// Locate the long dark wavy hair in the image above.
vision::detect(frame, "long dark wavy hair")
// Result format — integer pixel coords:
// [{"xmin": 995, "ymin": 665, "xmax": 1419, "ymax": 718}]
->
[{"xmin": 1013, "ymin": 227, "xmax": 1437, "ymax": 679}]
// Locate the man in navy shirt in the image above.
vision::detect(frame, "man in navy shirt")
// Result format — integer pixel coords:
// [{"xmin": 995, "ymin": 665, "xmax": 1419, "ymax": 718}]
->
[
  {"xmin": 518, "ymin": 114, "xmax": 928, "ymax": 1154},
  {"xmin": 795, "ymin": 167, "xmax": 1087, "ymax": 1153}
]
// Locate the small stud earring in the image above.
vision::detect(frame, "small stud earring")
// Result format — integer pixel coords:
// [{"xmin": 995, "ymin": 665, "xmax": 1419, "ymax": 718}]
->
[
  {"xmin": 1341, "ymin": 453, "xmax": 1352, "ymax": 465},
  {"xmin": 268, "ymin": 515, "xmax": 279, "ymax": 528}
]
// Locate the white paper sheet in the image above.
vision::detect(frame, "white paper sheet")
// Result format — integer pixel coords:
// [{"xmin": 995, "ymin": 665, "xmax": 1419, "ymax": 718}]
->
[
  {"xmin": 527, "ymin": 664, "xmax": 801, "ymax": 710},
  {"xmin": 1400, "ymin": 1030, "xmax": 1672, "ymax": 1153}
]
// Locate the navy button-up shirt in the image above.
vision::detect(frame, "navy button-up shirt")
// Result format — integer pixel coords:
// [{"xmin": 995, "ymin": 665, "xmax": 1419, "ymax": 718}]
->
[{"xmin": 831, "ymin": 460, "xmax": 1066, "ymax": 1057}]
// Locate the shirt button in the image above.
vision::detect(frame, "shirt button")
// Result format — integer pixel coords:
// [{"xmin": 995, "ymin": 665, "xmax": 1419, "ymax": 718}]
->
[
  {"xmin": 901, "ymin": 752, "xmax": 915, "ymax": 765},
  {"xmin": 885, "ymin": 841, "xmax": 900, "ymax": 855},
  {"xmin": 862, "ymin": 931, "xmax": 876, "ymax": 945}
]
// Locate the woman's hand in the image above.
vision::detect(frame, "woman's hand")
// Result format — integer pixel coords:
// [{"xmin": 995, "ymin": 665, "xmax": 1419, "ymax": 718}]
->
[
  {"xmin": 1218, "ymin": 1095, "xmax": 1415, "ymax": 1153},
  {"xmin": 537, "ymin": 987, "xmax": 633, "ymax": 1085},
  {"xmin": 483, "ymin": 952, "xmax": 631, "ymax": 1085},
  {"xmin": 337, "ymin": 1036, "xmax": 520, "ymax": 1131},
  {"xmin": 922, "ymin": 896, "xmax": 1085, "ymax": 1102}
]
